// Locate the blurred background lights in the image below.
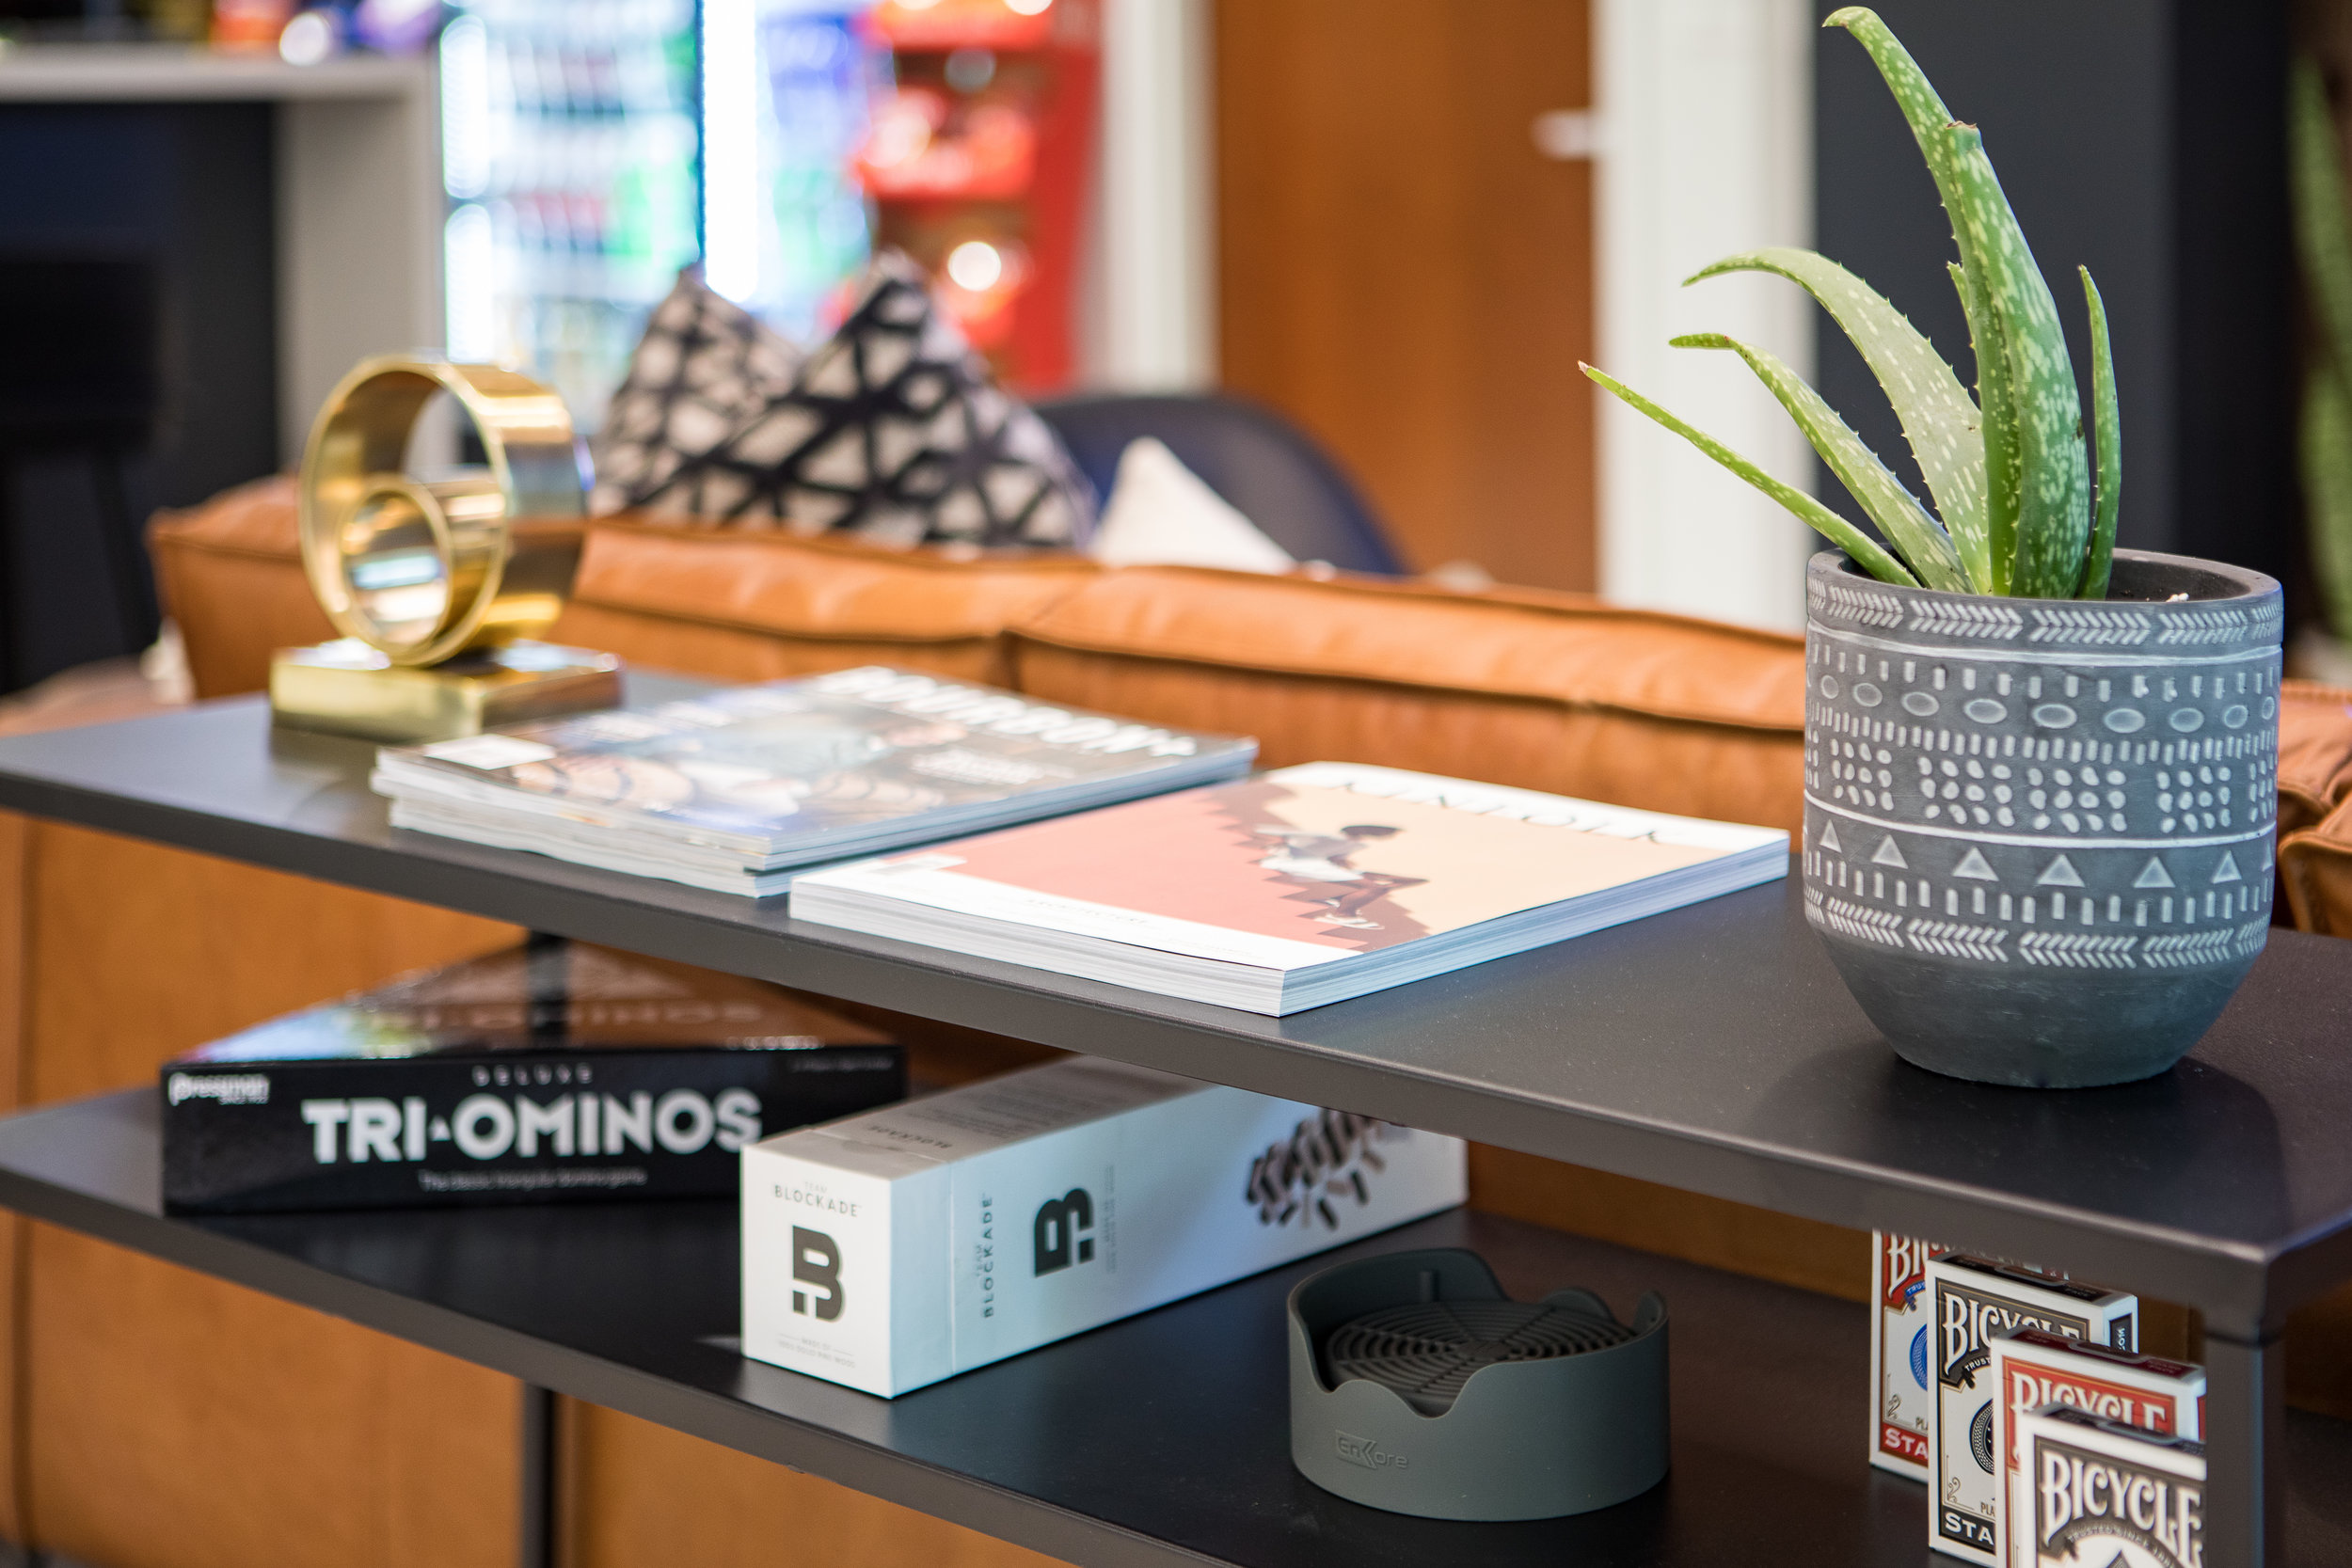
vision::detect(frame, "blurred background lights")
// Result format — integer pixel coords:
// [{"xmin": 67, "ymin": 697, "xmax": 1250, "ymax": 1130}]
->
[
  {"xmin": 946, "ymin": 240, "xmax": 1005, "ymax": 293},
  {"xmin": 1004, "ymin": 0, "xmax": 1053, "ymax": 14},
  {"xmin": 437, "ymin": 15, "xmax": 488, "ymax": 200},
  {"xmin": 278, "ymin": 8, "xmax": 338, "ymax": 65},
  {"xmin": 442, "ymin": 202, "xmax": 496, "ymax": 363},
  {"xmin": 944, "ymin": 47, "xmax": 996, "ymax": 93},
  {"xmin": 700, "ymin": 0, "xmax": 761, "ymax": 302}
]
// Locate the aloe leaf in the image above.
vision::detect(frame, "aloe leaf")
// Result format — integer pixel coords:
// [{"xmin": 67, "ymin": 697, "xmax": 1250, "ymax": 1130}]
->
[
  {"xmin": 2077, "ymin": 267, "xmax": 2121, "ymax": 600},
  {"xmin": 1956, "ymin": 267, "xmax": 2022, "ymax": 595},
  {"xmin": 1826, "ymin": 10, "xmax": 2025, "ymax": 592},
  {"xmin": 1690, "ymin": 248, "xmax": 1988, "ymax": 587},
  {"xmin": 2291, "ymin": 56, "xmax": 2352, "ymax": 388},
  {"xmin": 1823, "ymin": 11, "xmax": 1961, "ymax": 171},
  {"xmin": 1829, "ymin": 10, "xmax": 2088, "ymax": 596},
  {"xmin": 1948, "ymin": 259, "xmax": 2018, "ymax": 592},
  {"xmin": 1670, "ymin": 331, "xmax": 1969, "ymax": 593},
  {"xmin": 1581, "ymin": 362, "xmax": 1922, "ymax": 588},
  {"xmin": 1940, "ymin": 123, "xmax": 2089, "ymax": 598},
  {"xmin": 2304, "ymin": 364, "xmax": 2352, "ymax": 641}
]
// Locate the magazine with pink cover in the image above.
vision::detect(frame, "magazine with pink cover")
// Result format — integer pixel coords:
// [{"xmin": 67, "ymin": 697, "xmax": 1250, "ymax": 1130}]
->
[{"xmin": 793, "ymin": 763, "xmax": 1789, "ymax": 987}]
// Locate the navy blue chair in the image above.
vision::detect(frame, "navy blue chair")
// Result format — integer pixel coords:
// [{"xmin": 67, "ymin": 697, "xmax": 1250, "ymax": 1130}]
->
[{"xmin": 1030, "ymin": 391, "xmax": 1407, "ymax": 576}]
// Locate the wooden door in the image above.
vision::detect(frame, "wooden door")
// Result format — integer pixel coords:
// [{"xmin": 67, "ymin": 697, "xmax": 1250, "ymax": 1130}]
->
[{"xmin": 1216, "ymin": 0, "xmax": 1595, "ymax": 591}]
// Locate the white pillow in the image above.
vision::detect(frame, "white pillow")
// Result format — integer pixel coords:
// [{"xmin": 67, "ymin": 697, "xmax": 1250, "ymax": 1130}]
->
[{"xmin": 1088, "ymin": 437, "xmax": 1295, "ymax": 573}]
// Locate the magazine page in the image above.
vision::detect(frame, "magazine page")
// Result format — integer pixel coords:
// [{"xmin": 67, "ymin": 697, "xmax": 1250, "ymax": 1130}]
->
[
  {"xmin": 381, "ymin": 667, "xmax": 1251, "ymax": 848},
  {"xmin": 801, "ymin": 763, "xmax": 1787, "ymax": 970}
]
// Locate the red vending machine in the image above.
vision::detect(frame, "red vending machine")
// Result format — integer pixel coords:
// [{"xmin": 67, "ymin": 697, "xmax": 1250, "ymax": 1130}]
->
[{"xmin": 855, "ymin": 0, "xmax": 1100, "ymax": 392}]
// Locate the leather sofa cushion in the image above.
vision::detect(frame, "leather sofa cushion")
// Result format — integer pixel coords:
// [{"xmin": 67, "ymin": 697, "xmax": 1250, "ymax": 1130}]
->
[
  {"xmin": 556, "ymin": 522, "xmax": 1099, "ymax": 688},
  {"xmin": 2280, "ymin": 679, "xmax": 2352, "ymax": 835},
  {"xmin": 1008, "ymin": 566, "xmax": 1808, "ymax": 832},
  {"xmin": 147, "ymin": 476, "xmax": 333, "ymax": 701},
  {"xmin": 145, "ymin": 484, "xmax": 1101, "ymax": 698},
  {"xmin": 2276, "ymin": 682, "xmax": 2352, "ymax": 942},
  {"xmin": 2282, "ymin": 789, "xmax": 2352, "ymax": 937}
]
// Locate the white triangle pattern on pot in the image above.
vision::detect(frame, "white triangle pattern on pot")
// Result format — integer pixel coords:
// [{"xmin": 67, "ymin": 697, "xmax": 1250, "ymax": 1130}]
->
[
  {"xmin": 1952, "ymin": 847, "xmax": 1998, "ymax": 880},
  {"xmin": 2033, "ymin": 855, "xmax": 2082, "ymax": 886}
]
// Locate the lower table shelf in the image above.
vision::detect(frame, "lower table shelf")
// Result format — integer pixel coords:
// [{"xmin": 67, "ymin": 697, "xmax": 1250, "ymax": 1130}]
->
[{"xmin": 0, "ymin": 1089, "xmax": 2345, "ymax": 1568}]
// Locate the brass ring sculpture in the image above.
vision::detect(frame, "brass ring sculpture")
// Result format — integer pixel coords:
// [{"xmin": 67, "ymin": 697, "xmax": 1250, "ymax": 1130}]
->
[{"xmin": 298, "ymin": 356, "xmax": 585, "ymax": 666}]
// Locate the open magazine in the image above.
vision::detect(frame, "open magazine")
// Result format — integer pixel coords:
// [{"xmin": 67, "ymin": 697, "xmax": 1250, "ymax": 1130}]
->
[
  {"xmin": 790, "ymin": 762, "xmax": 1790, "ymax": 1012},
  {"xmin": 373, "ymin": 666, "xmax": 1257, "ymax": 895}
]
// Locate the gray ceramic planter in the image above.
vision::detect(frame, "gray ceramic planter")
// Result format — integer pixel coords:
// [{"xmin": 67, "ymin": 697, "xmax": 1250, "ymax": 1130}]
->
[{"xmin": 1802, "ymin": 548, "xmax": 2283, "ymax": 1087}]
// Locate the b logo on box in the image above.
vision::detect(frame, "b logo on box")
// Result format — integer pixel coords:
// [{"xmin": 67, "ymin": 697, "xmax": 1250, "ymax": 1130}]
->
[
  {"xmin": 1033, "ymin": 1189, "xmax": 1094, "ymax": 1275},
  {"xmin": 792, "ymin": 1226, "xmax": 842, "ymax": 1321}
]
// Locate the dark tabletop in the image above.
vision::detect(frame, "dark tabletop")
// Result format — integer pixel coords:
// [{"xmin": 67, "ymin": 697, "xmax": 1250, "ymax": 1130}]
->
[{"xmin": 3, "ymin": 688, "xmax": 2349, "ymax": 1335}]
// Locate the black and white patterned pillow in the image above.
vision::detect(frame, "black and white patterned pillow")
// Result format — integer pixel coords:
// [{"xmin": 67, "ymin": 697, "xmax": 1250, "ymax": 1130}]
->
[
  {"xmin": 627, "ymin": 251, "xmax": 1094, "ymax": 549},
  {"xmin": 589, "ymin": 269, "xmax": 804, "ymax": 515}
]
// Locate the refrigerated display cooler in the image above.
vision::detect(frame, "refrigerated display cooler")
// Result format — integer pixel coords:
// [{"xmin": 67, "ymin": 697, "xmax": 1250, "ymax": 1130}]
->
[
  {"xmin": 437, "ymin": 0, "xmax": 1095, "ymax": 430},
  {"xmin": 438, "ymin": 0, "xmax": 705, "ymax": 431},
  {"xmin": 702, "ymin": 1, "xmax": 886, "ymax": 345}
]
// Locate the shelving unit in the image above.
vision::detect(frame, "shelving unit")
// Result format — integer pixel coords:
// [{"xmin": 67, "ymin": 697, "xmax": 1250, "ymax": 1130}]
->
[
  {"xmin": 0, "ymin": 42, "xmax": 426, "ymax": 103},
  {"xmin": 0, "ymin": 41, "xmax": 442, "ymax": 466},
  {"xmin": 1, "ymin": 1093, "xmax": 2347, "ymax": 1568},
  {"xmin": 2, "ymin": 683, "xmax": 2349, "ymax": 1563}
]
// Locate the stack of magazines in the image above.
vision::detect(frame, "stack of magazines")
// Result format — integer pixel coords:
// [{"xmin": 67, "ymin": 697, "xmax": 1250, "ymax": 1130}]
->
[{"xmin": 373, "ymin": 666, "xmax": 1257, "ymax": 895}]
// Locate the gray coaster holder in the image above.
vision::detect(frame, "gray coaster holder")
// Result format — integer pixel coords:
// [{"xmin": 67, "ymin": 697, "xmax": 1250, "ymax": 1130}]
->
[{"xmin": 1286, "ymin": 1247, "xmax": 1669, "ymax": 1521}]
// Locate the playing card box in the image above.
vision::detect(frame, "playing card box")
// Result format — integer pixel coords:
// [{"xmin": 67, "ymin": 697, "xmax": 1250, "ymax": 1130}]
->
[
  {"xmin": 1927, "ymin": 1253, "xmax": 2137, "ymax": 1562},
  {"xmin": 1991, "ymin": 1329, "xmax": 2203, "ymax": 1568},
  {"xmin": 1869, "ymin": 1231, "xmax": 1943, "ymax": 1478},
  {"xmin": 2010, "ymin": 1403, "xmax": 2203, "ymax": 1568}
]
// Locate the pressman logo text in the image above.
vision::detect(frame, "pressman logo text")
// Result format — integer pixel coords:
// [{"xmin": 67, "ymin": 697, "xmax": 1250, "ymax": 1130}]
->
[{"xmin": 167, "ymin": 1072, "xmax": 268, "ymax": 1107}]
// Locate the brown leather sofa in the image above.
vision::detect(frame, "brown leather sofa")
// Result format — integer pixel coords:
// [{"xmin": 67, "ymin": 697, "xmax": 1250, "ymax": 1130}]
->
[{"xmin": 0, "ymin": 476, "xmax": 2341, "ymax": 1566}]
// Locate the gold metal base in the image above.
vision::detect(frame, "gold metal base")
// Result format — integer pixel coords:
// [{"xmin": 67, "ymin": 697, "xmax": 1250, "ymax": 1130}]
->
[{"xmin": 269, "ymin": 640, "xmax": 622, "ymax": 744}]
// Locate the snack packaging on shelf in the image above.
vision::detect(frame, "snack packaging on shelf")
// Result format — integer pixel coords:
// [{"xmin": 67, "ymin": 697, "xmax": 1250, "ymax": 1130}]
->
[
  {"xmin": 2010, "ymin": 1403, "xmax": 2203, "ymax": 1568},
  {"xmin": 1926, "ymin": 1253, "xmax": 2138, "ymax": 1562},
  {"xmin": 1990, "ymin": 1328, "xmax": 2205, "ymax": 1568},
  {"xmin": 741, "ymin": 1055, "xmax": 1467, "ymax": 1396},
  {"xmin": 1870, "ymin": 1230, "xmax": 1943, "ymax": 1479},
  {"xmin": 161, "ymin": 940, "xmax": 904, "ymax": 1213}
]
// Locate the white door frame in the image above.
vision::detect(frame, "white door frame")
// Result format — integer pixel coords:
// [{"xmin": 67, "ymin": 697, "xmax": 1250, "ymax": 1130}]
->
[
  {"xmin": 1596, "ymin": 0, "xmax": 1816, "ymax": 630},
  {"xmin": 1090, "ymin": 0, "xmax": 1216, "ymax": 391}
]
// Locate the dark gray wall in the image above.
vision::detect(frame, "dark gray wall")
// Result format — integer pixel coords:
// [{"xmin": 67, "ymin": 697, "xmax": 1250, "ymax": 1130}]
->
[
  {"xmin": 0, "ymin": 103, "xmax": 279, "ymax": 693},
  {"xmin": 1812, "ymin": 0, "xmax": 2291, "ymax": 585}
]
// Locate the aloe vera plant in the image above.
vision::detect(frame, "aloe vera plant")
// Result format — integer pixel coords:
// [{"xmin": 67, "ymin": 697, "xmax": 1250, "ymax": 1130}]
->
[{"xmin": 1583, "ymin": 8, "xmax": 2121, "ymax": 600}]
